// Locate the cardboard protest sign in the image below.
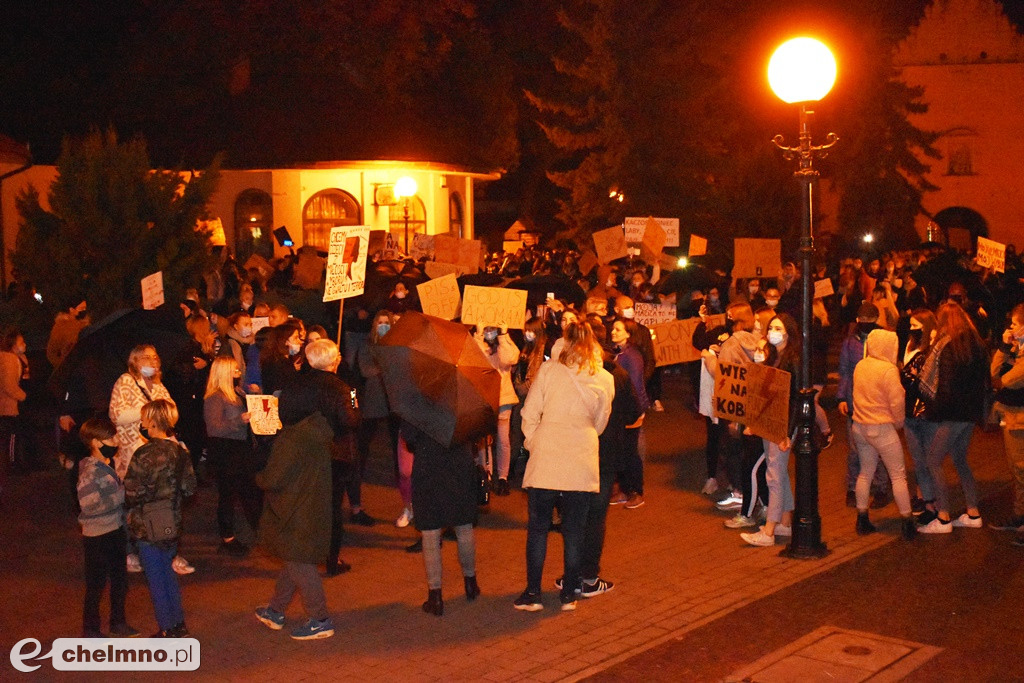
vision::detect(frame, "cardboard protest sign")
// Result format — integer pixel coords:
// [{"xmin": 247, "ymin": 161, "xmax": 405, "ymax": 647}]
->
[
  {"xmin": 409, "ymin": 234, "xmax": 435, "ymax": 261},
  {"xmin": 368, "ymin": 230, "xmax": 388, "ymax": 257},
  {"xmin": 417, "ymin": 273, "xmax": 461, "ymax": 321},
  {"xmin": 659, "ymin": 253, "xmax": 680, "ymax": 271},
  {"xmin": 246, "ymin": 395, "xmax": 282, "ymax": 436},
  {"xmin": 639, "ymin": 217, "xmax": 667, "ymax": 266},
  {"xmin": 578, "ymin": 250, "xmax": 599, "ymax": 276},
  {"xmin": 592, "ymin": 226, "xmax": 628, "ymax": 264},
  {"xmin": 813, "ymin": 278, "xmax": 835, "ymax": 299},
  {"xmin": 424, "ymin": 261, "xmax": 470, "ymax": 279},
  {"xmin": 976, "ymin": 236, "xmax": 1006, "ymax": 273},
  {"xmin": 141, "ymin": 271, "xmax": 164, "ymax": 310},
  {"xmin": 732, "ymin": 238, "xmax": 781, "ymax": 279},
  {"xmin": 713, "ymin": 361, "xmax": 791, "ymax": 444},
  {"xmin": 323, "ymin": 225, "xmax": 370, "ymax": 302},
  {"xmin": 251, "ymin": 316, "xmax": 271, "ymax": 334},
  {"xmin": 244, "ymin": 253, "xmax": 273, "ymax": 278},
  {"xmin": 688, "ymin": 234, "xmax": 708, "ymax": 257},
  {"xmin": 461, "ymin": 285, "xmax": 528, "ymax": 329},
  {"xmin": 651, "ymin": 317, "xmax": 703, "ymax": 366},
  {"xmin": 503, "ymin": 240, "xmax": 524, "ymax": 253},
  {"xmin": 434, "ymin": 234, "xmax": 481, "ymax": 273},
  {"xmin": 292, "ymin": 249, "xmax": 325, "ymax": 290},
  {"xmin": 634, "ymin": 303, "xmax": 677, "ymax": 327},
  {"xmin": 625, "ymin": 217, "xmax": 680, "ymax": 247}
]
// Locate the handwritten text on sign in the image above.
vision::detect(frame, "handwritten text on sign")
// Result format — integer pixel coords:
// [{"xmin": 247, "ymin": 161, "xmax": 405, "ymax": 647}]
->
[
  {"xmin": 323, "ymin": 226, "xmax": 370, "ymax": 302},
  {"xmin": 976, "ymin": 236, "xmax": 1006, "ymax": 273},
  {"xmin": 246, "ymin": 395, "xmax": 282, "ymax": 436},
  {"xmin": 732, "ymin": 238, "xmax": 781, "ymax": 279},
  {"xmin": 461, "ymin": 285, "xmax": 528, "ymax": 329},
  {"xmin": 141, "ymin": 271, "xmax": 164, "ymax": 310},
  {"xmin": 624, "ymin": 217, "xmax": 680, "ymax": 248},
  {"xmin": 712, "ymin": 361, "xmax": 791, "ymax": 444},
  {"xmin": 592, "ymin": 225, "xmax": 628, "ymax": 264},
  {"xmin": 634, "ymin": 303, "xmax": 677, "ymax": 327},
  {"xmin": 417, "ymin": 273, "xmax": 461, "ymax": 321}
]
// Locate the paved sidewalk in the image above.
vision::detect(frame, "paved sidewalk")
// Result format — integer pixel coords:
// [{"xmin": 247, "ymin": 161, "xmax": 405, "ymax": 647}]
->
[{"xmin": 0, "ymin": 374, "xmax": 1011, "ymax": 681}]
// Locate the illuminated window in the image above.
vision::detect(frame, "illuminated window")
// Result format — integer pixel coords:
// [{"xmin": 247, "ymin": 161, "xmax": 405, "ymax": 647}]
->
[
  {"xmin": 944, "ymin": 128, "xmax": 977, "ymax": 176},
  {"xmin": 449, "ymin": 192, "xmax": 464, "ymax": 238},
  {"xmin": 389, "ymin": 196, "xmax": 427, "ymax": 244},
  {"xmin": 233, "ymin": 189, "xmax": 274, "ymax": 262},
  {"xmin": 303, "ymin": 189, "xmax": 361, "ymax": 252}
]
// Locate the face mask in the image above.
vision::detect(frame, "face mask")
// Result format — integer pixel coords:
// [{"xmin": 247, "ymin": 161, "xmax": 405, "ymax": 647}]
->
[
  {"xmin": 753, "ymin": 350, "xmax": 766, "ymax": 363},
  {"xmin": 287, "ymin": 341, "xmax": 302, "ymax": 356},
  {"xmin": 749, "ymin": 287, "xmax": 759, "ymax": 295},
  {"xmin": 908, "ymin": 329, "xmax": 923, "ymax": 344},
  {"xmin": 395, "ymin": 291, "xmax": 407, "ymax": 299},
  {"xmin": 140, "ymin": 366, "xmax": 157, "ymax": 378},
  {"xmin": 949, "ymin": 295, "xmax": 965, "ymax": 305},
  {"xmin": 376, "ymin": 323, "xmax": 390, "ymax": 337},
  {"xmin": 767, "ymin": 330, "xmax": 785, "ymax": 346},
  {"xmin": 765, "ymin": 299, "xmax": 779, "ymax": 308},
  {"xmin": 139, "ymin": 426, "xmax": 150, "ymax": 441},
  {"xmin": 857, "ymin": 322, "xmax": 875, "ymax": 337},
  {"xmin": 484, "ymin": 331, "xmax": 498, "ymax": 342},
  {"xmin": 708, "ymin": 296, "xmax": 719, "ymax": 304},
  {"xmin": 725, "ymin": 319, "xmax": 735, "ymax": 332},
  {"xmin": 99, "ymin": 444, "xmax": 118, "ymax": 461},
  {"xmin": 241, "ymin": 327, "xmax": 253, "ymax": 338},
  {"xmin": 621, "ymin": 307, "xmax": 635, "ymax": 319},
  {"xmin": 524, "ymin": 331, "xmax": 536, "ymax": 342}
]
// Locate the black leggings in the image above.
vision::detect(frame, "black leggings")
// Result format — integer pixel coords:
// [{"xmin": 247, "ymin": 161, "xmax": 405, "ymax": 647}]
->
[
  {"xmin": 83, "ymin": 526, "xmax": 128, "ymax": 632},
  {"xmin": 705, "ymin": 417, "xmax": 726, "ymax": 481},
  {"xmin": 207, "ymin": 437, "xmax": 262, "ymax": 540}
]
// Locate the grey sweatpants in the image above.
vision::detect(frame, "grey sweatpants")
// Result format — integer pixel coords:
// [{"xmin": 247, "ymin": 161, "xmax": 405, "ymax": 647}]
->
[
  {"xmin": 422, "ymin": 524, "xmax": 476, "ymax": 590},
  {"xmin": 269, "ymin": 561, "xmax": 328, "ymax": 620}
]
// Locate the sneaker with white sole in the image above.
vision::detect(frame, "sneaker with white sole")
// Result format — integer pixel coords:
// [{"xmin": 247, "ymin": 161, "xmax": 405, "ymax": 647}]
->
[
  {"xmin": 951, "ymin": 513, "xmax": 983, "ymax": 528},
  {"xmin": 395, "ymin": 507, "xmax": 413, "ymax": 528},
  {"xmin": 988, "ymin": 515, "xmax": 1024, "ymax": 531},
  {"xmin": 172, "ymin": 556, "xmax": 195, "ymax": 575},
  {"xmin": 773, "ymin": 524, "xmax": 792, "ymax": 537},
  {"xmin": 255, "ymin": 606, "xmax": 285, "ymax": 630},
  {"xmin": 724, "ymin": 514, "xmax": 758, "ymax": 529},
  {"xmin": 701, "ymin": 478, "xmax": 719, "ymax": 496},
  {"xmin": 918, "ymin": 517, "xmax": 953, "ymax": 534},
  {"xmin": 559, "ymin": 594, "xmax": 577, "ymax": 611},
  {"xmin": 290, "ymin": 618, "xmax": 334, "ymax": 640},
  {"xmin": 740, "ymin": 530, "xmax": 775, "ymax": 547},
  {"xmin": 126, "ymin": 554, "xmax": 142, "ymax": 573},
  {"xmin": 513, "ymin": 590, "xmax": 543, "ymax": 612},
  {"xmin": 715, "ymin": 493, "xmax": 743, "ymax": 511},
  {"xmin": 580, "ymin": 578, "xmax": 614, "ymax": 598}
]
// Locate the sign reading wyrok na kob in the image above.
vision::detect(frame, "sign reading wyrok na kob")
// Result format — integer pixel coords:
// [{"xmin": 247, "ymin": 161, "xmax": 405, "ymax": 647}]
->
[
  {"xmin": 323, "ymin": 225, "xmax": 370, "ymax": 301},
  {"xmin": 733, "ymin": 238, "xmax": 781, "ymax": 279},
  {"xmin": 417, "ymin": 273, "xmax": 461, "ymax": 321},
  {"xmin": 713, "ymin": 361, "xmax": 791, "ymax": 444},
  {"xmin": 624, "ymin": 217, "xmax": 680, "ymax": 248},
  {"xmin": 650, "ymin": 314, "xmax": 725, "ymax": 366},
  {"xmin": 976, "ymin": 236, "xmax": 1006, "ymax": 273},
  {"xmin": 461, "ymin": 285, "xmax": 528, "ymax": 329}
]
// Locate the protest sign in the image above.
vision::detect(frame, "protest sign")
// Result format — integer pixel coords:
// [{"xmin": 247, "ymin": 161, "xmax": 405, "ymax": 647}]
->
[
  {"xmin": 688, "ymin": 234, "xmax": 708, "ymax": 257},
  {"xmin": 733, "ymin": 238, "xmax": 781, "ymax": 279},
  {"xmin": 578, "ymin": 250, "xmax": 599, "ymax": 275},
  {"xmin": 244, "ymin": 253, "xmax": 273, "ymax": 278},
  {"xmin": 659, "ymin": 253, "xmax": 680, "ymax": 271},
  {"xmin": 976, "ymin": 236, "xmax": 1006, "ymax": 273},
  {"xmin": 625, "ymin": 217, "xmax": 680, "ymax": 247},
  {"xmin": 323, "ymin": 225, "xmax": 370, "ymax": 302},
  {"xmin": 634, "ymin": 303, "xmax": 677, "ymax": 327},
  {"xmin": 434, "ymin": 234, "xmax": 482, "ymax": 273},
  {"xmin": 640, "ymin": 217, "xmax": 667, "ymax": 265},
  {"xmin": 713, "ymin": 361, "xmax": 791, "ymax": 443},
  {"xmin": 503, "ymin": 240, "xmax": 524, "ymax": 253},
  {"xmin": 461, "ymin": 286, "xmax": 528, "ymax": 329},
  {"xmin": 251, "ymin": 316, "xmax": 270, "ymax": 334},
  {"xmin": 814, "ymin": 278, "xmax": 835, "ymax": 299},
  {"xmin": 409, "ymin": 234, "xmax": 436, "ymax": 261},
  {"xmin": 292, "ymin": 249, "xmax": 324, "ymax": 290},
  {"xmin": 593, "ymin": 225, "xmax": 628, "ymax": 264},
  {"xmin": 368, "ymin": 230, "xmax": 388, "ymax": 257},
  {"xmin": 141, "ymin": 271, "xmax": 164, "ymax": 310},
  {"xmin": 417, "ymin": 273, "xmax": 461, "ymax": 321},
  {"xmin": 650, "ymin": 314, "xmax": 725, "ymax": 367},
  {"xmin": 246, "ymin": 395, "xmax": 282, "ymax": 436},
  {"xmin": 425, "ymin": 261, "xmax": 470, "ymax": 279}
]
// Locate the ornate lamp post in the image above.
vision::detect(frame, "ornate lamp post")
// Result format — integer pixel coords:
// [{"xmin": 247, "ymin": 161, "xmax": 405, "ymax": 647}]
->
[
  {"xmin": 769, "ymin": 37, "xmax": 838, "ymax": 559},
  {"xmin": 395, "ymin": 175, "xmax": 418, "ymax": 254}
]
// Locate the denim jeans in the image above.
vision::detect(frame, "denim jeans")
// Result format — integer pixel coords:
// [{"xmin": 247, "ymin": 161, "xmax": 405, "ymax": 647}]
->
[
  {"xmin": 763, "ymin": 438, "xmax": 794, "ymax": 524},
  {"xmin": 903, "ymin": 417, "xmax": 936, "ymax": 500},
  {"xmin": 925, "ymin": 421, "xmax": 978, "ymax": 513},
  {"xmin": 526, "ymin": 488, "xmax": 592, "ymax": 597},
  {"xmin": 580, "ymin": 469, "xmax": 615, "ymax": 581},
  {"xmin": 137, "ymin": 541, "xmax": 183, "ymax": 631}
]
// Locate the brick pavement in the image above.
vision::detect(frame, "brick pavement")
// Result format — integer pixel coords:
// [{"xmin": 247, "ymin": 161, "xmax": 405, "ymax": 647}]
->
[{"xmin": 0, "ymin": 374, "xmax": 1010, "ymax": 681}]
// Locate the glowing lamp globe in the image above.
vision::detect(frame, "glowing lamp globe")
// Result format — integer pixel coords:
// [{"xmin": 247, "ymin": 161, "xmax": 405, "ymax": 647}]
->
[
  {"xmin": 768, "ymin": 38, "xmax": 836, "ymax": 104},
  {"xmin": 395, "ymin": 176, "xmax": 418, "ymax": 198}
]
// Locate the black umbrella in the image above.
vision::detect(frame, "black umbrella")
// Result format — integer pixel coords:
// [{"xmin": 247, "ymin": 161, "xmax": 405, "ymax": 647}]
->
[
  {"xmin": 505, "ymin": 274, "xmax": 586, "ymax": 308},
  {"xmin": 657, "ymin": 263, "xmax": 714, "ymax": 295}
]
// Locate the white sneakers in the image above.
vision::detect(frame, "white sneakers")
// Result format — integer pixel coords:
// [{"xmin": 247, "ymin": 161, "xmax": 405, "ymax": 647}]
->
[
  {"xmin": 740, "ymin": 530, "xmax": 775, "ymax": 547},
  {"xmin": 701, "ymin": 478, "xmax": 719, "ymax": 496},
  {"xmin": 172, "ymin": 556, "xmax": 195, "ymax": 575},
  {"xmin": 715, "ymin": 493, "xmax": 743, "ymax": 511},
  {"xmin": 126, "ymin": 554, "xmax": 142, "ymax": 573},
  {"xmin": 918, "ymin": 518, "xmax": 952, "ymax": 534},
  {"xmin": 773, "ymin": 524, "xmax": 792, "ymax": 537},
  {"xmin": 395, "ymin": 507, "xmax": 414, "ymax": 528},
  {"xmin": 724, "ymin": 514, "xmax": 757, "ymax": 529},
  {"xmin": 952, "ymin": 513, "xmax": 983, "ymax": 528}
]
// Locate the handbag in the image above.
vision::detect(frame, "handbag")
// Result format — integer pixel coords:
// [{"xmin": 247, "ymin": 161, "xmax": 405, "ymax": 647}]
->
[{"xmin": 141, "ymin": 498, "xmax": 177, "ymax": 541}]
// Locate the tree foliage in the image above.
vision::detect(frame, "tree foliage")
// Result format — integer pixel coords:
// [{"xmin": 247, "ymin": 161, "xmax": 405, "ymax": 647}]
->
[{"xmin": 12, "ymin": 130, "xmax": 220, "ymax": 319}]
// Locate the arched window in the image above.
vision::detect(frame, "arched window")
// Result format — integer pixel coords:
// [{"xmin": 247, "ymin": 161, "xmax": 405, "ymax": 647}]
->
[
  {"xmin": 233, "ymin": 189, "xmax": 274, "ymax": 263},
  {"xmin": 449, "ymin": 192, "xmax": 464, "ymax": 238},
  {"xmin": 943, "ymin": 127, "xmax": 978, "ymax": 176},
  {"xmin": 303, "ymin": 189, "xmax": 361, "ymax": 252},
  {"xmin": 389, "ymin": 196, "xmax": 427, "ymax": 252}
]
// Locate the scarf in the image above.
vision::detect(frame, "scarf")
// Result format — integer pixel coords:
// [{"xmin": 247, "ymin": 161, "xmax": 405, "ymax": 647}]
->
[{"xmin": 918, "ymin": 334, "xmax": 950, "ymax": 402}]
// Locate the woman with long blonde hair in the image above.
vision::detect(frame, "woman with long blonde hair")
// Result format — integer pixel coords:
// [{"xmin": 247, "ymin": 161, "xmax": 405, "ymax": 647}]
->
[{"xmin": 204, "ymin": 356, "xmax": 260, "ymax": 556}]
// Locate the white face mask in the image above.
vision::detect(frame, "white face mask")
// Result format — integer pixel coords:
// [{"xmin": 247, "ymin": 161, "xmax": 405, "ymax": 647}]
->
[
  {"xmin": 753, "ymin": 350, "xmax": 766, "ymax": 363},
  {"xmin": 766, "ymin": 299, "xmax": 779, "ymax": 308},
  {"xmin": 287, "ymin": 341, "xmax": 302, "ymax": 356},
  {"xmin": 140, "ymin": 366, "xmax": 157, "ymax": 378},
  {"xmin": 394, "ymin": 291, "xmax": 407, "ymax": 299},
  {"xmin": 484, "ymin": 331, "xmax": 498, "ymax": 342},
  {"xmin": 524, "ymin": 331, "xmax": 536, "ymax": 342},
  {"xmin": 621, "ymin": 307, "xmax": 635, "ymax": 319},
  {"xmin": 767, "ymin": 330, "xmax": 785, "ymax": 347}
]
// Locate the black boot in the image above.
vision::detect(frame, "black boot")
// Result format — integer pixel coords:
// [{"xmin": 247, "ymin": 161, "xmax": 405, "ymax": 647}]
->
[
  {"xmin": 901, "ymin": 516, "xmax": 916, "ymax": 540},
  {"xmin": 464, "ymin": 575, "xmax": 480, "ymax": 601},
  {"xmin": 326, "ymin": 556, "xmax": 351, "ymax": 577},
  {"xmin": 422, "ymin": 589, "xmax": 443, "ymax": 616},
  {"xmin": 856, "ymin": 511, "xmax": 876, "ymax": 536}
]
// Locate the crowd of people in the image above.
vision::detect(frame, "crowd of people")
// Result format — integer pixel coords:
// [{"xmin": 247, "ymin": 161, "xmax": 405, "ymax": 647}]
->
[{"xmin": 2, "ymin": 235, "xmax": 1023, "ymax": 642}]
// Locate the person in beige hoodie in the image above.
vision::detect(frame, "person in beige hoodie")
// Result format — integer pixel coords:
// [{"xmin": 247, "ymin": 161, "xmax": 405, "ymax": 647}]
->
[{"xmin": 851, "ymin": 329, "xmax": 915, "ymax": 540}]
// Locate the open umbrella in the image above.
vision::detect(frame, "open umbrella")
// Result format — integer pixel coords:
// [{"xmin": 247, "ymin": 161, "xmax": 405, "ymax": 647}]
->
[
  {"xmin": 373, "ymin": 311, "xmax": 499, "ymax": 447},
  {"xmin": 505, "ymin": 274, "xmax": 586, "ymax": 308}
]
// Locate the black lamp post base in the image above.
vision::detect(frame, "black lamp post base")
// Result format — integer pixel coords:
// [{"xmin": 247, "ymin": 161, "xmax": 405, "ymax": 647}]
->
[{"xmin": 779, "ymin": 540, "xmax": 829, "ymax": 560}]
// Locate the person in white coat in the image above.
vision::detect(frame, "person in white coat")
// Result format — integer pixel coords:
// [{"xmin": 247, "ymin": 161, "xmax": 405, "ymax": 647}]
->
[{"xmin": 515, "ymin": 323, "xmax": 613, "ymax": 613}]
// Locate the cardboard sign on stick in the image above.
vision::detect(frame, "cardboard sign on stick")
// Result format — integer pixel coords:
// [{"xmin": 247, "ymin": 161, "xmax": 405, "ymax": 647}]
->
[
  {"xmin": 292, "ymin": 250, "xmax": 325, "ymax": 290},
  {"xmin": 713, "ymin": 361, "xmax": 791, "ymax": 443},
  {"xmin": 434, "ymin": 234, "xmax": 481, "ymax": 273},
  {"xmin": 976, "ymin": 236, "xmax": 1006, "ymax": 273},
  {"xmin": 592, "ymin": 226, "xmax": 628, "ymax": 264},
  {"xmin": 417, "ymin": 273, "xmax": 461, "ymax": 321},
  {"xmin": 368, "ymin": 230, "xmax": 388, "ymax": 256},
  {"xmin": 733, "ymin": 238, "xmax": 781, "ymax": 279},
  {"xmin": 578, "ymin": 250, "xmax": 599, "ymax": 276},
  {"xmin": 424, "ymin": 261, "xmax": 470, "ymax": 279},
  {"xmin": 503, "ymin": 240, "xmax": 524, "ymax": 253},
  {"xmin": 409, "ymin": 234, "xmax": 436, "ymax": 261},
  {"xmin": 688, "ymin": 234, "xmax": 708, "ymax": 257},
  {"xmin": 461, "ymin": 286, "xmax": 528, "ymax": 329},
  {"xmin": 246, "ymin": 395, "xmax": 282, "ymax": 436},
  {"xmin": 244, "ymin": 253, "xmax": 273, "ymax": 278},
  {"xmin": 625, "ymin": 217, "xmax": 680, "ymax": 247},
  {"xmin": 639, "ymin": 217, "xmax": 667, "ymax": 265},
  {"xmin": 634, "ymin": 303, "xmax": 677, "ymax": 327},
  {"xmin": 814, "ymin": 278, "xmax": 835, "ymax": 299},
  {"xmin": 141, "ymin": 271, "xmax": 164, "ymax": 310},
  {"xmin": 651, "ymin": 318, "xmax": 703, "ymax": 366},
  {"xmin": 323, "ymin": 226, "xmax": 370, "ymax": 301}
]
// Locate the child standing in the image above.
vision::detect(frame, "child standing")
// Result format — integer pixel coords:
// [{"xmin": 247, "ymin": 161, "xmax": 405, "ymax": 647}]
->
[
  {"xmin": 77, "ymin": 417, "xmax": 139, "ymax": 638},
  {"xmin": 124, "ymin": 400, "xmax": 197, "ymax": 638}
]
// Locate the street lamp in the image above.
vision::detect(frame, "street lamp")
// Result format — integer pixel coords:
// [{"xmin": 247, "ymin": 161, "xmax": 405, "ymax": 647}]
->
[
  {"xmin": 769, "ymin": 37, "xmax": 838, "ymax": 559},
  {"xmin": 394, "ymin": 175, "xmax": 418, "ymax": 254}
]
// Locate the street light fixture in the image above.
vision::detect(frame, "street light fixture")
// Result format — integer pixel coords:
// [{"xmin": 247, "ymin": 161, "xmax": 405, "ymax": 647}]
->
[
  {"xmin": 394, "ymin": 175, "xmax": 418, "ymax": 254},
  {"xmin": 769, "ymin": 36, "xmax": 838, "ymax": 559}
]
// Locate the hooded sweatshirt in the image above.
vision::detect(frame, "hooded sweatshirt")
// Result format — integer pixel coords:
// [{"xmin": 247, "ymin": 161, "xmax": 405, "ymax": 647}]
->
[{"xmin": 852, "ymin": 329, "xmax": 904, "ymax": 427}]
